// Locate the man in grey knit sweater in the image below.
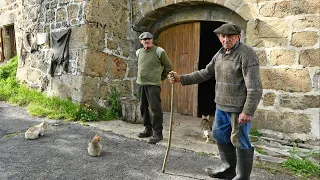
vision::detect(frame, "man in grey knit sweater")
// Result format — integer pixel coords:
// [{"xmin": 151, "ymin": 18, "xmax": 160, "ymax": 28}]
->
[
  {"xmin": 136, "ymin": 32, "xmax": 173, "ymax": 144},
  {"xmin": 168, "ymin": 24, "xmax": 262, "ymax": 180}
]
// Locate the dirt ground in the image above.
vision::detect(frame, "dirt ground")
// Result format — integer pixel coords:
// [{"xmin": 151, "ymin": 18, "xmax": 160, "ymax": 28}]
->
[{"xmin": 88, "ymin": 112, "xmax": 219, "ymax": 155}]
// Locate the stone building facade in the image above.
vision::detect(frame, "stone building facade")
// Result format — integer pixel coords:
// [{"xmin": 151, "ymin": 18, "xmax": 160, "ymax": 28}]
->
[{"xmin": 0, "ymin": 0, "xmax": 319, "ymax": 141}]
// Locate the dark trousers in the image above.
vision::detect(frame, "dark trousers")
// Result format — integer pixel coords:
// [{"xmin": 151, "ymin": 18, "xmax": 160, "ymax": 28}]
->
[{"xmin": 139, "ymin": 85, "xmax": 163, "ymax": 133}]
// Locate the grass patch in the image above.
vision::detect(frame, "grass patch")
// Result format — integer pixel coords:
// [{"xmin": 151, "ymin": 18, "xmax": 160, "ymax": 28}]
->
[
  {"xmin": 249, "ymin": 128, "xmax": 262, "ymax": 137},
  {"xmin": 281, "ymin": 146, "xmax": 320, "ymax": 179},
  {"xmin": 196, "ymin": 152, "xmax": 206, "ymax": 156},
  {"xmin": 282, "ymin": 157, "xmax": 320, "ymax": 179},
  {"xmin": 255, "ymin": 145, "xmax": 320, "ymax": 180},
  {"xmin": 3, "ymin": 131, "xmax": 24, "ymax": 138},
  {"xmin": 0, "ymin": 56, "xmax": 121, "ymax": 122},
  {"xmin": 255, "ymin": 146, "xmax": 267, "ymax": 155}
]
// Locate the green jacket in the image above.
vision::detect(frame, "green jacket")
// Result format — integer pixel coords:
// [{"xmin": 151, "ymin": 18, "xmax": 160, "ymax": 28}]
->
[
  {"xmin": 180, "ymin": 42, "xmax": 262, "ymax": 115},
  {"xmin": 136, "ymin": 46, "xmax": 173, "ymax": 86}
]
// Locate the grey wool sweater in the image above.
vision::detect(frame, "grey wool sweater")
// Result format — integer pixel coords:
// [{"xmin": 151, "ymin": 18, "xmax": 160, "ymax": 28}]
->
[
  {"xmin": 180, "ymin": 42, "xmax": 262, "ymax": 115},
  {"xmin": 136, "ymin": 46, "xmax": 173, "ymax": 86}
]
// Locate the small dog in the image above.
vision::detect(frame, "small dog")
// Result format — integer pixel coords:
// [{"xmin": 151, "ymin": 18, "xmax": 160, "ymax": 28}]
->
[
  {"xmin": 200, "ymin": 115, "xmax": 213, "ymax": 143},
  {"xmin": 88, "ymin": 135, "xmax": 102, "ymax": 157},
  {"xmin": 25, "ymin": 120, "xmax": 48, "ymax": 140}
]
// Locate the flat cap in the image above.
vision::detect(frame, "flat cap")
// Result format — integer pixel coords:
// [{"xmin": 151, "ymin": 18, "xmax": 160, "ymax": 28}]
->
[
  {"xmin": 139, "ymin": 32, "xmax": 153, "ymax": 40},
  {"xmin": 214, "ymin": 24, "xmax": 241, "ymax": 35}
]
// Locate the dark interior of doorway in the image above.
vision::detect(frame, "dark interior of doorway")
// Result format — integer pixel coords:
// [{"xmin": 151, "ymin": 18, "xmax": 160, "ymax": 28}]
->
[{"xmin": 197, "ymin": 21, "xmax": 224, "ymax": 117}]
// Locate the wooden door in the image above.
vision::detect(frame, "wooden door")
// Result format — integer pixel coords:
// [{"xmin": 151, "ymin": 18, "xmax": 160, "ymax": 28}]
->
[{"xmin": 158, "ymin": 22, "xmax": 200, "ymax": 116}]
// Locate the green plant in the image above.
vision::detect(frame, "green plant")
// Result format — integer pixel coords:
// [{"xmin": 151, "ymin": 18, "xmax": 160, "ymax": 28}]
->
[
  {"xmin": 107, "ymin": 88, "xmax": 122, "ymax": 118},
  {"xmin": 249, "ymin": 128, "xmax": 262, "ymax": 137},
  {"xmin": 0, "ymin": 56, "xmax": 18, "ymax": 79},
  {"xmin": 282, "ymin": 157, "xmax": 320, "ymax": 179},
  {"xmin": 0, "ymin": 56, "xmax": 118, "ymax": 122},
  {"xmin": 281, "ymin": 145, "xmax": 320, "ymax": 179},
  {"xmin": 255, "ymin": 146, "xmax": 267, "ymax": 155}
]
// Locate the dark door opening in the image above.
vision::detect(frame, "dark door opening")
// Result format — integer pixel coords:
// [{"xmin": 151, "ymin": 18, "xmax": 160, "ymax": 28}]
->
[{"xmin": 197, "ymin": 21, "xmax": 224, "ymax": 117}]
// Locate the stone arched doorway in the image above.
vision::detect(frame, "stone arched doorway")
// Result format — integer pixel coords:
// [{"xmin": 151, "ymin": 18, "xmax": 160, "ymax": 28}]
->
[{"xmin": 135, "ymin": 3, "xmax": 247, "ymax": 117}]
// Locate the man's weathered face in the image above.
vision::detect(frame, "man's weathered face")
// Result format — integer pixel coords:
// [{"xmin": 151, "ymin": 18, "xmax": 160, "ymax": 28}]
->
[
  {"xmin": 218, "ymin": 34, "xmax": 241, "ymax": 50},
  {"xmin": 140, "ymin": 38, "xmax": 153, "ymax": 49}
]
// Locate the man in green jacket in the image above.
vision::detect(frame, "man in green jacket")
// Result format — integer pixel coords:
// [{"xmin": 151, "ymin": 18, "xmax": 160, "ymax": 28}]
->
[
  {"xmin": 168, "ymin": 24, "xmax": 262, "ymax": 180},
  {"xmin": 136, "ymin": 32, "xmax": 173, "ymax": 144}
]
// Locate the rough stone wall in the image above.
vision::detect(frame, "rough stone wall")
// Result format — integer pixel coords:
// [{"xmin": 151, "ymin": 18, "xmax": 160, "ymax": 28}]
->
[
  {"xmin": 133, "ymin": 0, "xmax": 320, "ymax": 141},
  {"xmin": 83, "ymin": 0, "xmax": 137, "ymax": 106},
  {"xmin": 245, "ymin": 0, "xmax": 319, "ymax": 141},
  {"xmin": 14, "ymin": 0, "xmax": 137, "ymax": 107},
  {"xmin": 4, "ymin": 0, "xmax": 319, "ymax": 140},
  {"xmin": 15, "ymin": 0, "xmax": 88, "ymax": 102}
]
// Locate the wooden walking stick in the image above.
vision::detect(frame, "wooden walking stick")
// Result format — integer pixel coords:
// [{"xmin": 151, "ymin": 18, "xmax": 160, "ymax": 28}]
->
[{"xmin": 162, "ymin": 76, "xmax": 174, "ymax": 173}]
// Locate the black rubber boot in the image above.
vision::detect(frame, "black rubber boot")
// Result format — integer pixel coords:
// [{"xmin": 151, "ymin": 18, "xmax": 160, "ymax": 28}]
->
[
  {"xmin": 148, "ymin": 131, "xmax": 163, "ymax": 144},
  {"xmin": 205, "ymin": 143, "xmax": 236, "ymax": 179},
  {"xmin": 232, "ymin": 148, "xmax": 254, "ymax": 180},
  {"xmin": 138, "ymin": 128, "xmax": 152, "ymax": 138}
]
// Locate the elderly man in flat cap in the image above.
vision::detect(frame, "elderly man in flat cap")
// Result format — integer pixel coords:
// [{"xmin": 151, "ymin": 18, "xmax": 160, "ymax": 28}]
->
[
  {"xmin": 168, "ymin": 23, "xmax": 262, "ymax": 180},
  {"xmin": 136, "ymin": 32, "xmax": 173, "ymax": 144}
]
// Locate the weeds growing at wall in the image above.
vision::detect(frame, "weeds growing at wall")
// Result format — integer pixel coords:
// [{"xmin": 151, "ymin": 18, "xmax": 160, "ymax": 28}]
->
[
  {"xmin": 281, "ymin": 145, "xmax": 320, "ymax": 179},
  {"xmin": 0, "ymin": 56, "xmax": 120, "ymax": 121}
]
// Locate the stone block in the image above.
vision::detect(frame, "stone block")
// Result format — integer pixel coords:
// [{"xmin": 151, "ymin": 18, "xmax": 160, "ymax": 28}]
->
[
  {"xmin": 214, "ymin": 0, "xmax": 225, "ymax": 6},
  {"xmin": 108, "ymin": 56, "xmax": 127, "ymax": 80},
  {"xmin": 256, "ymin": 50, "xmax": 267, "ymax": 66},
  {"xmin": 279, "ymin": 94, "xmax": 320, "ymax": 110},
  {"xmin": 270, "ymin": 50, "xmax": 296, "ymax": 66},
  {"xmin": 26, "ymin": 69, "xmax": 41, "ymax": 83},
  {"xmin": 299, "ymin": 48, "xmax": 320, "ymax": 67},
  {"xmin": 81, "ymin": 75, "xmax": 99, "ymax": 104},
  {"xmin": 120, "ymin": 98, "xmax": 143, "ymax": 124},
  {"xmin": 164, "ymin": 0, "xmax": 176, "ymax": 6},
  {"xmin": 247, "ymin": 20, "xmax": 289, "ymax": 38},
  {"xmin": 293, "ymin": 16, "xmax": 320, "ymax": 29},
  {"xmin": 291, "ymin": 0, "xmax": 320, "ymax": 15},
  {"xmin": 263, "ymin": 92, "xmax": 276, "ymax": 106},
  {"xmin": 99, "ymin": 83, "xmax": 109, "ymax": 100},
  {"xmin": 84, "ymin": 49, "xmax": 108, "ymax": 77},
  {"xmin": 224, "ymin": 0, "xmax": 243, "ymax": 12},
  {"xmin": 237, "ymin": 4, "xmax": 258, "ymax": 20},
  {"xmin": 246, "ymin": 20, "xmax": 289, "ymax": 47},
  {"xmin": 56, "ymin": 7, "xmax": 66, "ymax": 22},
  {"xmin": 260, "ymin": 68, "xmax": 312, "ymax": 92},
  {"xmin": 69, "ymin": 25, "xmax": 87, "ymax": 48},
  {"xmin": 86, "ymin": 24, "xmax": 105, "ymax": 51},
  {"xmin": 110, "ymin": 80, "xmax": 132, "ymax": 97},
  {"xmin": 253, "ymin": 109, "xmax": 311, "ymax": 134},
  {"xmin": 291, "ymin": 32, "xmax": 318, "ymax": 47},
  {"xmin": 247, "ymin": 37, "xmax": 289, "ymax": 48},
  {"xmin": 259, "ymin": 1, "xmax": 291, "ymax": 18},
  {"xmin": 141, "ymin": 1, "xmax": 153, "ymax": 16},
  {"xmin": 45, "ymin": 9, "xmax": 55, "ymax": 23},
  {"xmin": 154, "ymin": 0, "xmax": 166, "ymax": 10},
  {"xmin": 51, "ymin": 75, "xmax": 83, "ymax": 102},
  {"xmin": 67, "ymin": 4, "xmax": 79, "ymax": 20}
]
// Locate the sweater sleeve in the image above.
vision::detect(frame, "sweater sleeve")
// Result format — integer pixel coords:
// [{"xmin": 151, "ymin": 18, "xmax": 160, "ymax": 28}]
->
[
  {"xmin": 241, "ymin": 48, "xmax": 263, "ymax": 115},
  {"xmin": 160, "ymin": 51, "xmax": 173, "ymax": 81},
  {"xmin": 180, "ymin": 56, "xmax": 216, "ymax": 85}
]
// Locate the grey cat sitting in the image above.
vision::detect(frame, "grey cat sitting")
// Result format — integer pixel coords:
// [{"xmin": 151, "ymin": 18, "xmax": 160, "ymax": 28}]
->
[
  {"xmin": 200, "ymin": 115, "xmax": 214, "ymax": 143},
  {"xmin": 25, "ymin": 120, "xmax": 48, "ymax": 140}
]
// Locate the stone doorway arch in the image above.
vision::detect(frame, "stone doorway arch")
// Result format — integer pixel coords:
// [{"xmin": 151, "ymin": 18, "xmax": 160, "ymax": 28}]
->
[
  {"xmin": 134, "ymin": 3, "xmax": 247, "ymax": 41},
  {"xmin": 134, "ymin": 3, "xmax": 247, "ymax": 116}
]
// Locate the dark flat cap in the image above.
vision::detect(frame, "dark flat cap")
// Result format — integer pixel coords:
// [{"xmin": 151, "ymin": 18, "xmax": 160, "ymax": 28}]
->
[
  {"xmin": 214, "ymin": 24, "xmax": 241, "ymax": 35},
  {"xmin": 139, "ymin": 32, "xmax": 153, "ymax": 40}
]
